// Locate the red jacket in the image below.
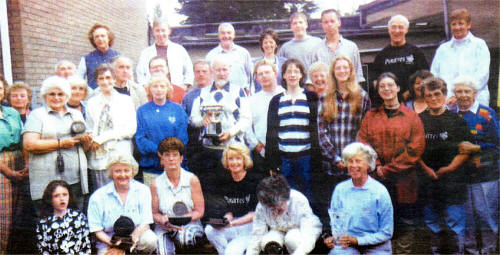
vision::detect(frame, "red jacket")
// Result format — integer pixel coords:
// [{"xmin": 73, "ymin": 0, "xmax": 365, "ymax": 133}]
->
[{"xmin": 358, "ymin": 105, "xmax": 425, "ymax": 204}]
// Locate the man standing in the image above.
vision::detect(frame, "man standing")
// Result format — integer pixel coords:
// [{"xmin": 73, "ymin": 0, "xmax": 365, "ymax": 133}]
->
[
  {"xmin": 182, "ymin": 60, "xmax": 212, "ymax": 116},
  {"xmin": 278, "ymin": 12, "xmax": 322, "ymax": 75},
  {"xmin": 136, "ymin": 19, "xmax": 193, "ymax": 89},
  {"xmin": 371, "ymin": 15, "xmax": 428, "ymax": 106},
  {"xmin": 148, "ymin": 56, "xmax": 186, "ymax": 104},
  {"xmin": 55, "ymin": 60, "xmax": 76, "ymax": 79},
  {"xmin": 205, "ymin": 23, "xmax": 253, "ymax": 93},
  {"xmin": 112, "ymin": 56, "xmax": 147, "ymax": 110},
  {"xmin": 431, "ymin": 9, "xmax": 490, "ymax": 106},
  {"xmin": 182, "ymin": 60, "xmax": 212, "ymax": 172},
  {"xmin": 190, "ymin": 55, "xmax": 251, "ymax": 189},
  {"xmin": 245, "ymin": 59, "xmax": 285, "ymax": 177},
  {"xmin": 310, "ymin": 9, "xmax": 364, "ymax": 83}
]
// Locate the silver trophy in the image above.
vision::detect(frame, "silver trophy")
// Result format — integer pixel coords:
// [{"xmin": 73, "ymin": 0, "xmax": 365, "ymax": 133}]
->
[{"xmin": 201, "ymin": 105, "xmax": 224, "ymax": 145}]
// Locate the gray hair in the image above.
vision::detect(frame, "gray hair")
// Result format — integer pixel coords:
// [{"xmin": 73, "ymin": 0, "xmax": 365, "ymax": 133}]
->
[
  {"xmin": 342, "ymin": 142, "xmax": 378, "ymax": 171},
  {"xmin": 388, "ymin": 14, "xmax": 409, "ymax": 28},
  {"xmin": 218, "ymin": 22, "xmax": 235, "ymax": 33},
  {"xmin": 106, "ymin": 154, "xmax": 139, "ymax": 179},
  {"xmin": 112, "ymin": 55, "xmax": 133, "ymax": 66},
  {"xmin": 257, "ymin": 175, "xmax": 290, "ymax": 207},
  {"xmin": 210, "ymin": 54, "xmax": 231, "ymax": 68},
  {"xmin": 40, "ymin": 76, "xmax": 72, "ymax": 101},
  {"xmin": 451, "ymin": 75, "xmax": 480, "ymax": 94},
  {"xmin": 309, "ymin": 61, "xmax": 329, "ymax": 78},
  {"xmin": 54, "ymin": 60, "xmax": 76, "ymax": 73}
]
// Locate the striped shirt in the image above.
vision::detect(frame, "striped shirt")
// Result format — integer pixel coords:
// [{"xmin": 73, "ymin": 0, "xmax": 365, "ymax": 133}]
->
[{"xmin": 278, "ymin": 92, "xmax": 311, "ymax": 153}]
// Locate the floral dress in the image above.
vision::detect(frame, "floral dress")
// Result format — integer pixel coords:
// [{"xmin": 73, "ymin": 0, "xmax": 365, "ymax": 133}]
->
[{"xmin": 36, "ymin": 208, "xmax": 91, "ymax": 255}]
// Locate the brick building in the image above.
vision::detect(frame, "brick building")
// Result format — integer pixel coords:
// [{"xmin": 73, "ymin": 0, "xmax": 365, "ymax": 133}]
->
[{"xmin": 1, "ymin": 0, "xmax": 149, "ymax": 106}]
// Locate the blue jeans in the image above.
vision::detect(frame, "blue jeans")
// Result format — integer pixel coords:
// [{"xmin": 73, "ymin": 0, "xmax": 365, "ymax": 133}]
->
[
  {"xmin": 465, "ymin": 179, "xmax": 499, "ymax": 254},
  {"xmin": 281, "ymin": 155, "xmax": 312, "ymax": 201},
  {"xmin": 424, "ymin": 203, "xmax": 465, "ymax": 254}
]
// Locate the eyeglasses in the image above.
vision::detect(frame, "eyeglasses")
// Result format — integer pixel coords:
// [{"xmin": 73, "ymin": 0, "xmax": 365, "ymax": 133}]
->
[{"xmin": 47, "ymin": 92, "xmax": 66, "ymax": 98}]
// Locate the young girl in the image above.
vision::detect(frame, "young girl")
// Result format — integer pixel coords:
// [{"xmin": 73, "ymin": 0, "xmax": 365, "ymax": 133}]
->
[{"xmin": 36, "ymin": 180, "xmax": 91, "ymax": 255}]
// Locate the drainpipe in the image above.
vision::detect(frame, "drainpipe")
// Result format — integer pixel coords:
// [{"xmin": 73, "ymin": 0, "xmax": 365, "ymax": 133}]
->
[
  {"xmin": 0, "ymin": 0, "xmax": 12, "ymax": 84},
  {"xmin": 443, "ymin": 0, "xmax": 450, "ymax": 40}
]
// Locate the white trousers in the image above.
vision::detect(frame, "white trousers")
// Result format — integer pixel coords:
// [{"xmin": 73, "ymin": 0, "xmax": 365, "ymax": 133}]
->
[{"xmin": 205, "ymin": 223, "xmax": 252, "ymax": 255}]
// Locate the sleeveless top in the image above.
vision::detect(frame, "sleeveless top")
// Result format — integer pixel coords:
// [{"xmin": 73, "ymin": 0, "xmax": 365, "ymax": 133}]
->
[{"xmin": 155, "ymin": 168, "xmax": 194, "ymax": 217}]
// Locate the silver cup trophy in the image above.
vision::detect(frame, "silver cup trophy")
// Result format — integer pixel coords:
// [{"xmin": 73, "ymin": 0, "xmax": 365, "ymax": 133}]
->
[{"xmin": 201, "ymin": 105, "xmax": 224, "ymax": 145}]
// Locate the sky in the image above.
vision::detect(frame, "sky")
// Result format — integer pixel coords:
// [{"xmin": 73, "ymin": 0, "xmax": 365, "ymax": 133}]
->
[{"xmin": 146, "ymin": 0, "xmax": 376, "ymax": 26}]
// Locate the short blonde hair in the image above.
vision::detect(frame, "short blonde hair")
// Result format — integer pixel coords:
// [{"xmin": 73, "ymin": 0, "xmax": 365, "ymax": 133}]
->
[
  {"xmin": 7, "ymin": 81, "xmax": 33, "ymax": 109},
  {"xmin": 221, "ymin": 143, "xmax": 253, "ymax": 170},
  {"xmin": 148, "ymin": 75, "xmax": 173, "ymax": 100},
  {"xmin": 106, "ymin": 154, "xmax": 139, "ymax": 179},
  {"xmin": 67, "ymin": 76, "xmax": 89, "ymax": 100},
  {"xmin": 309, "ymin": 61, "xmax": 329, "ymax": 79},
  {"xmin": 342, "ymin": 142, "xmax": 378, "ymax": 171}
]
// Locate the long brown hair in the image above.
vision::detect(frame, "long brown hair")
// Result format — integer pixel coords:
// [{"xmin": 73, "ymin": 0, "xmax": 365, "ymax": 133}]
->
[{"xmin": 322, "ymin": 56, "xmax": 363, "ymax": 122}]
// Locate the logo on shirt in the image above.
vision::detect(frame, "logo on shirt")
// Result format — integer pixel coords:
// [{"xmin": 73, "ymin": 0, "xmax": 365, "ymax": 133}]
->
[
  {"xmin": 168, "ymin": 116, "xmax": 176, "ymax": 124},
  {"xmin": 384, "ymin": 54, "xmax": 415, "ymax": 65},
  {"xmin": 224, "ymin": 195, "xmax": 251, "ymax": 205}
]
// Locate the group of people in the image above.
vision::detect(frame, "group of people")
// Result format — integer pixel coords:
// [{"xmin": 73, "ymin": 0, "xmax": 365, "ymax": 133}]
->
[{"xmin": 0, "ymin": 6, "xmax": 497, "ymax": 255}]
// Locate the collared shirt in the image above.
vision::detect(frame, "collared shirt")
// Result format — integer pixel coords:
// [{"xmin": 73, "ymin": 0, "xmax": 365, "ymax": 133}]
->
[
  {"xmin": 23, "ymin": 106, "xmax": 88, "ymax": 200},
  {"xmin": 245, "ymin": 86, "xmax": 285, "ymax": 151},
  {"xmin": 190, "ymin": 82, "xmax": 251, "ymax": 150},
  {"xmin": 329, "ymin": 176, "xmax": 393, "ymax": 246},
  {"xmin": 136, "ymin": 42, "xmax": 194, "ymax": 87},
  {"xmin": 205, "ymin": 43, "xmax": 253, "ymax": 91},
  {"xmin": 358, "ymin": 105, "xmax": 425, "ymax": 204},
  {"xmin": 431, "ymin": 32, "xmax": 490, "ymax": 105},
  {"xmin": 88, "ymin": 179, "xmax": 153, "ymax": 249},
  {"xmin": 310, "ymin": 36, "xmax": 365, "ymax": 82},
  {"xmin": 114, "ymin": 80, "xmax": 148, "ymax": 110},
  {"xmin": 455, "ymin": 101, "xmax": 499, "ymax": 183},
  {"xmin": 86, "ymin": 90, "xmax": 137, "ymax": 170},
  {"xmin": 0, "ymin": 105, "xmax": 22, "ymax": 151},
  {"xmin": 246, "ymin": 190, "xmax": 322, "ymax": 255},
  {"xmin": 319, "ymin": 90, "xmax": 370, "ymax": 166}
]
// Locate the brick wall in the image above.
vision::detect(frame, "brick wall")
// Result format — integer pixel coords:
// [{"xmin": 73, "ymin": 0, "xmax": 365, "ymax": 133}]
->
[{"xmin": 6, "ymin": 0, "xmax": 148, "ymax": 106}]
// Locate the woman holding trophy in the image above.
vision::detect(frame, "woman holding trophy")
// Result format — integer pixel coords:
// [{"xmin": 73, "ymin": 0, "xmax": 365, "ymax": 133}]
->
[{"xmin": 324, "ymin": 142, "xmax": 393, "ymax": 254}]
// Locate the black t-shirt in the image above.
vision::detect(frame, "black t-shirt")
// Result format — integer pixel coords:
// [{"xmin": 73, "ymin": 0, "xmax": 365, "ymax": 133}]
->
[
  {"xmin": 215, "ymin": 170, "xmax": 259, "ymax": 218},
  {"xmin": 419, "ymin": 109, "xmax": 472, "ymax": 204},
  {"xmin": 370, "ymin": 43, "xmax": 429, "ymax": 107}
]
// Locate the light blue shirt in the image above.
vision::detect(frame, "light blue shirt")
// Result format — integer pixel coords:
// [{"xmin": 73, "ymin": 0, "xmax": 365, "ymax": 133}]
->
[
  {"xmin": 205, "ymin": 44, "xmax": 253, "ymax": 91},
  {"xmin": 88, "ymin": 179, "xmax": 153, "ymax": 249},
  {"xmin": 329, "ymin": 176, "xmax": 393, "ymax": 246}
]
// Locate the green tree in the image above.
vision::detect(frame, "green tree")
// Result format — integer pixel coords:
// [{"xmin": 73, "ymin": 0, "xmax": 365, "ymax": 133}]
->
[{"xmin": 176, "ymin": 0, "xmax": 319, "ymax": 24}]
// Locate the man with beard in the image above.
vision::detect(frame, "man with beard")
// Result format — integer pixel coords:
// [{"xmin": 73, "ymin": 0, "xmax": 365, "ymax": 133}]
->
[{"xmin": 190, "ymin": 55, "xmax": 251, "ymax": 191}]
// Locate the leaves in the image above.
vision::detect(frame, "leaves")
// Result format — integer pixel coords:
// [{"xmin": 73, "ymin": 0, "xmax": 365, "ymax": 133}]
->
[{"xmin": 176, "ymin": 0, "xmax": 318, "ymax": 24}]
